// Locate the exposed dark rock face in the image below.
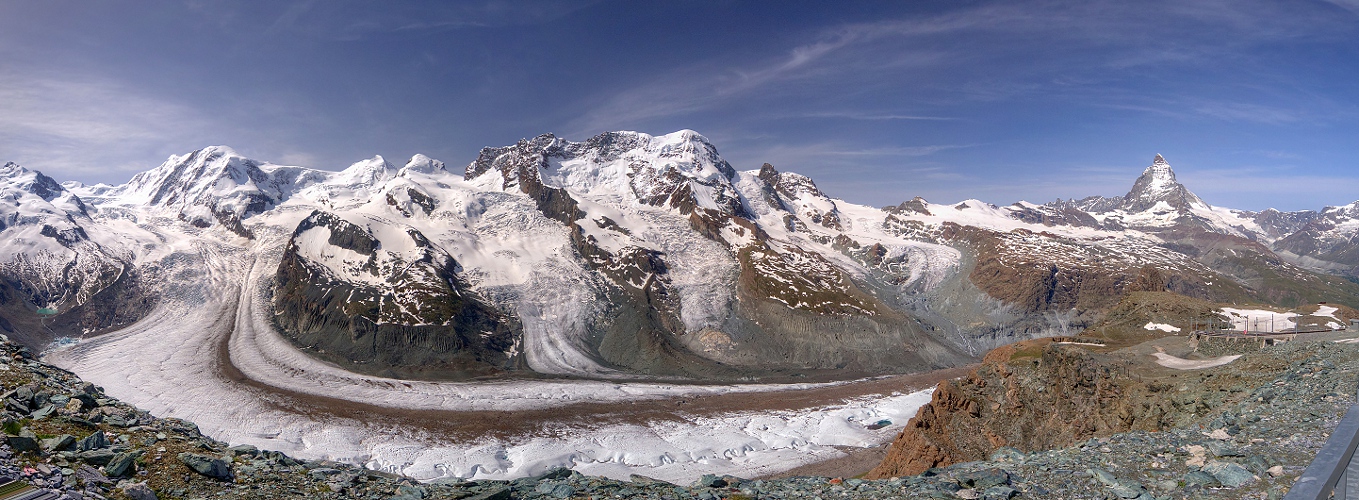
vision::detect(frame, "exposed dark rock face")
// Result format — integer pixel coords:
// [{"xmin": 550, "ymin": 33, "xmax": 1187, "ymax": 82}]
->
[
  {"xmin": 272, "ymin": 210, "xmax": 521, "ymax": 379},
  {"xmin": 885, "ymin": 196, "xmax": 933, "ymax": 216},
  {"xmin": 1006, "ymin": 203, "xmax": 1101, "ymax": 228}
]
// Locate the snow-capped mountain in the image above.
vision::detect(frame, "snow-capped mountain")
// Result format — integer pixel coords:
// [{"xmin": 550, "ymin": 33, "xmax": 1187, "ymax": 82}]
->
[
  {"xmin": 1044, "ymin": 155, "xmax": 1359, "ymax": 279},
  {"xmin": 1120, "ymin": 153, "xmax": 1206, "ymax": 213},
  {"xmin": 0, "ymin": 162, "xmax": 154, "ymax": 346},
  {"xmin": 4, "ymin": 138, "xmax": 1359, "ymax": 382}
]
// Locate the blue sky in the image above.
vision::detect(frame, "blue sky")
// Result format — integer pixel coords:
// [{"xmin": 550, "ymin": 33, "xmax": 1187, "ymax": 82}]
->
[{"xmin": 2, "ymin": 1, "xmax": 1357, "ymax": 212}]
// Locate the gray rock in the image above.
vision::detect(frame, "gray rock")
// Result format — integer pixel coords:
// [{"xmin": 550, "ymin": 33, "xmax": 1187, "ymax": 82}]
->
[
  {"xmin": 1183, "ymin": 470, "xmax": 1219, "ymax": 487},
  {"xmin": 75, "ymin": 465, "xmax": 110, "ymax": 485},
  {"xmin": 1151, "ymin": 479, "xmax": 1179, "ymax": 491},
  {"xmin": 988, "ymin": 447, "xmax": 1025, "ymax": 462},
  {"xmin": 549, "ymin": 484, "xmax": 576, "ymax": 498},
  {"xmin": 390, "ymin": 484, "xmax": 426, "ymax": 500},
  {"xmin": 41, "ymin": 434, "xmax": 75, "ymax": 452},
  {"xmin": 694, "ymin": 474, "xmax": 727, "ymax": 488},
  {"xmin": 71, "ymin": 394, "xmax": 96, "ymax": 410},
  {"xmin": 983, "ymin": 486, "xmax": 1020, "ymax": 500},
  {"xmin": 959, "ymin": 468, "xmax": 1009, "ymax": 489},
  {"xmin": 121, "ymin": 481, "xmax": 157, "ymax": 500},
  {"xmin": 6, "ymin": 429, "xmax": 38, "ymax": 452},
  {"xmin": 29, "ymin": 404, "xmax": 54, "ymax": 419},
  {"xmin": 308, "ymin": 467, "xmax": 341, "ymax": 479},
  {"xmin": 1245, "ymin": 454, "xmax": 1270, "ymax": 474},
  {"xmin": 1110, "ymin": 483, "xmax": 1146, "ymax": 499},
  {"xmin": 77, "ymin": 430, "xmax": 108, "ymax": 451},
  {"xmin": 1088, "ymin": 467, "xmax": 1119, "ymax": 487},
  {"xmin": 105, "ymin": 451, "xmax": 140, "ymax": 477},
  {"xmin": 227, "ymin": 444, "xmax": 259, "ymax": 457},
  {"xmin": 1203, "ymin": 460, "xmax": 1255, "ymax": 487},
  {"xmin": 533, "ymin": 467, "xmax": 573, "ymax": 481},
  {"xmin": 177, "ymin": 452, "xmax": 231, "ymax": 480},
  {"xmin": 1206, "ymin": 440, "xmax": 1242, "ymax": 457},
  {"xmin": 78, "ymin": 448, "xmax": 115, "ymax": 466},
  {"xmin": 14, "ymin": 386, "xmax": 33, "ymax": 404},
  {"xmin": 629, "ymin": 474, "xmax": 673, "ymax": 486},
  {"xmin": 465, "ymin": 485, "xmax": 511, "ymax": 500}
]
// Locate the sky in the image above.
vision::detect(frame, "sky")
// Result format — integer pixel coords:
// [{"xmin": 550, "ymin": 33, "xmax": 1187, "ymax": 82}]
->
[{"xmin": 2, "ymin": 0, "xmax": 1358, "ymax": 212}]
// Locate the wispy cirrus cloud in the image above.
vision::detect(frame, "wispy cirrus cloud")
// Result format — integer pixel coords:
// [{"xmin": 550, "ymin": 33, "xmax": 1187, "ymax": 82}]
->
[
  {"xmin": 566, "ymin": 0, "xmax": 1359, "ymax": 137},
  {"xmin": 798, "ymin": 112, "xmax": 956, "ymax": 121},
  {"xmin": 191, "ymin": 0, "xmax": 605, "ymax": 41},
  {"xmin": 0, "ymin": 72, "xmax": 211, "ymax": 181}
]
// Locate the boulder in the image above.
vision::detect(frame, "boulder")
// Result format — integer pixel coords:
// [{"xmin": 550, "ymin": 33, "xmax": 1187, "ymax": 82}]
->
[
  {"xmin": 106, "ymin": 450, "xmax": 141, "ymax": 477},
  {"xmin": 77, "ymin": 430, "xmax": 108, "ymax": 451},
  {"xmin": 6, "ymin": 429, "xmax": 38, "ymax": 452},
  {"xmin": 40, "ymin": 434, "xmax": 75, "ymax": 452},
  {"xmin": 178, "ymin": 452, "xmax": 232, "ymax": 480}
]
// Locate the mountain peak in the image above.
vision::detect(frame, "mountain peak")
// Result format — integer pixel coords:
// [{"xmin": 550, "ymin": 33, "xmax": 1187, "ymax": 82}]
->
[
  {"xmin": 400, "ymin": 154, "xmax": 447, "ymax": 176},
  {"xmin": 1121, "ymin": 154, "xmax": 1204, "ymax": 213},
  {"xmin": 0, "ymin": 161, "xmax": 75, "ymax": 204},
  {"xmin": 0, "ymin": 162, "xmax": 27, "ymax": 179}
]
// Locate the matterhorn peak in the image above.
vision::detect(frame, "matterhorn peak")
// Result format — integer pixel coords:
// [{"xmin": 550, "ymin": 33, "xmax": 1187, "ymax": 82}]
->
[{"xmin": 1121, "ymin": 154, "xmax": 1204, "ymax": 213}]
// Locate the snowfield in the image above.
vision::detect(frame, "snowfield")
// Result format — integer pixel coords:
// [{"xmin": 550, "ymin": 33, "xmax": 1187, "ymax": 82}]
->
[
  {"xmin": 1144, "ymin": 322, "xmax": 1181, "ymax": 333},
  {"xmin": 1152, "ymin": 352, "xmax": 1242, "ymax": 370}
]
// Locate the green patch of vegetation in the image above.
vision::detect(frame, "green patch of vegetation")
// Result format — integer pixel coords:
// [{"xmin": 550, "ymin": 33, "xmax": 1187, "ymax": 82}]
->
[{"xmin": 1010, "ymin": 344, "xmax": 1046, "ymax": 361}]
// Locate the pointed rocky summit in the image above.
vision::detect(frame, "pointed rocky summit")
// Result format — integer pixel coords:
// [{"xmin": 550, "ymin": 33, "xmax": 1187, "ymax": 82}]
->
[{"xmin": 1121, "ymin": 154, "xmax": 1205, "ymax": 213}]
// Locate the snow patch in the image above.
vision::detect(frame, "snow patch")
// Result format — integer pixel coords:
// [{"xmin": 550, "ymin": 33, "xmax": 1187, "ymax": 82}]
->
[{"xmin": 1152, "ymin": 353, "xmax": 1241, "ymax": 370}]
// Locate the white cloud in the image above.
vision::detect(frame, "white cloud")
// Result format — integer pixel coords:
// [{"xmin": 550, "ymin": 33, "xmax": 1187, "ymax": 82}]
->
[{"xmin": 0, "ymin": 72, "xmax": 212, "ymax": 182}]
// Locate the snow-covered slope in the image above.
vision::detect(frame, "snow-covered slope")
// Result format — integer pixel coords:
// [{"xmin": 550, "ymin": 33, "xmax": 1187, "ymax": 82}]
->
[
  {"xmin": 7, "ymin": 132, "xmax": 1358, "ymax": 483},
  {"xmin": 0, "ymin": 162, "xmax": 132, "ymax": 329}
]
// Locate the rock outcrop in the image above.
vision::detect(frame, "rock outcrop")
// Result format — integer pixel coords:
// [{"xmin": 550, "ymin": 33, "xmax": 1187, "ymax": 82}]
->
[{"xmin": 272, "ymin": 210, "xmax": 522, "ymax": 379}]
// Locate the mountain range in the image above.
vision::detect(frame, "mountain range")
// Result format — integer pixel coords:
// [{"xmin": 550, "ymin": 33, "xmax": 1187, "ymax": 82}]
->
[{"xmin": 3, "ymin": 131, "xmax": 1358, "ymax": 380}]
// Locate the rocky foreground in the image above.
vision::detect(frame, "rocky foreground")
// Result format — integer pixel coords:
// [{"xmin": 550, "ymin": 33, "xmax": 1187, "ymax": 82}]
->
[{"xmin": 0, "ymin": 332, "xmax": 1352, "ymax": 499}]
